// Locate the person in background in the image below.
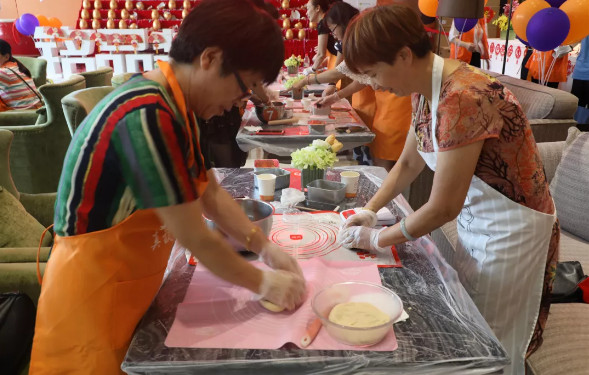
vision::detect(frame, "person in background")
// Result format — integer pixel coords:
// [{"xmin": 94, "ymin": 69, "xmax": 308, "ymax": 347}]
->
[
  {"xmin": 526, "ymin": 47, "xmax": 570, "ymax": 89},
  {"xmin": 29, "ymin": 1, "xmax": 305, "ymax": 373},
  {"xmin": 303, "ymin": 0, "xmax": 340, "ymax": 74},
  {"xmin": 571, "ymin": 36, "xmax": 589, "ymax": 130},
  {"xmin": 448, "ymin": 18, "xmax": 489, "ymax": 69},
  {"xmin": 338, "ymin": 5, "xmax": 559, "ymax": 374},
  {"xmin": 0, "ymin": 39, "xmax": 43, "ymax": 112}
]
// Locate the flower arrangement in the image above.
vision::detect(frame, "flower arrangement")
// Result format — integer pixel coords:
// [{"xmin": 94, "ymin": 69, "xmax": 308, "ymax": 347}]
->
[
  {"xmin": 284, "ymin": 75, "xmax": 305, "ymax": 89},
  {"xmin": 291, "ymin": 135, "xmax": 342, "ymax": 170},
  {"xmin": 284, "ymin": 54, "xmax": 304, "ymax": 67},
  {"xmin": 492, "ymin": 0, "xmax": 519, "ymax": 31}
]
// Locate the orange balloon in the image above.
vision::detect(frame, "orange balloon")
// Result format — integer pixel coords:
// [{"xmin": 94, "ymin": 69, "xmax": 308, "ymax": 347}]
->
[
  {"xmin": 561, "ymin": 0, "xmax": 589, "ymax": 45},
  {"xmin": 37, "ymin": 15, "xmax": 49, "ymax": 26},
  {"xmin": 47, "ymin": 17, "xmax": 63, "ymax": 28},
  {"xmin": 418, "ymin": 0, "xmax": 438, "ymax": 18},
  {"xmin": 511, "ymin": 0, "xmax": 550, "ymax": 42}
]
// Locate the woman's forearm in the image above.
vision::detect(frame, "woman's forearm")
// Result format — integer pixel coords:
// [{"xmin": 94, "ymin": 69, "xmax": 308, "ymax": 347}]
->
[{"xmin": 335, "ymin": 80, "xmax": 366, "ymax": 99}]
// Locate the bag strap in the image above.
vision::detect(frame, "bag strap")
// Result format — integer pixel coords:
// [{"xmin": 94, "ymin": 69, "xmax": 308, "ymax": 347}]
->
[
  {"xmin": 36, "ymin": 224, "xmax": 54, "ymax": 286},
  {"xmin": 6, "ymin": 67, "xmax": 44, "ymax": 104}
]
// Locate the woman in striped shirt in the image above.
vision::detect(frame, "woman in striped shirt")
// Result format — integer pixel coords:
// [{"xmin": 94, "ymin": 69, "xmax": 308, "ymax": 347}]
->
[{"xmin": 0, "ymin": 39, "xmax": 43, "ymax": 112}]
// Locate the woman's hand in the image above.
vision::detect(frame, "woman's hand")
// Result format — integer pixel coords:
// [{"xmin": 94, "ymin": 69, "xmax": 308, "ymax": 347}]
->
[
  {"xmin": 322, "ymin": 84, "xmax": 337, "ymax": 97},
  {"xmin": 341, "ymin": 208, "xmax": 378, "ymax": 229},
  {"xmin": 316, "ymin": 92, "xmax": 340, "ymax": 107},
  {"xmin": 259, "ymin": 242, "xmax": 303, "ymax": 278},
  {"xmin": 338, "ymin": 226, "xmax": 389, "ymax": 253},
  {"xmin": 259, "ymin": 270, "xmax": 306, "ymax": 310},
  {"xmin": 292, "ymin": 77, "xmax": 307, "ymax": 91}
]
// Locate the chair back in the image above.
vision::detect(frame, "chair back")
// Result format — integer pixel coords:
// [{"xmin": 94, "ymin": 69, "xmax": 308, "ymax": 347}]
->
[
  {"xmin": 62, "ymin": 86, "xmax": 115, "ymax": 136},
  {"xmin": 14, "ymin": 56, "xmax": 47, "ymax": 88},
  {"xmin": 111, "ymin": 72, "xmax": 135, "ymax": 88},
  {"xmin": 79, "ymin": 67, "xmax": 114, "ymax": 88},
  {"xmin": 0, "ymin": 130, "xmax": 19, "ymax": 199},
  {"xmin": 5, "ymin": 75, "xmax": 86, "ymax": 193}
]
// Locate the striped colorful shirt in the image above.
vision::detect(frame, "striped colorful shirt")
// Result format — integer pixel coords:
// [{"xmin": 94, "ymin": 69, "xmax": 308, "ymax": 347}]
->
[
  {"xmin": 54, "ymin": 74, "xmax": 209, "ymax": 237},
  {"xmin": 0, "ymin": 62, "xmax": 43, "ymax": 111}
]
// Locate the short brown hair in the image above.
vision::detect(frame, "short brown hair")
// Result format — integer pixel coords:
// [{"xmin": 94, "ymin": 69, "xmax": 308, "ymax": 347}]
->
[
  {"xmin": 343, "ymin": 5, "xmax": 431, "ymax": 74},
  {"xmin": 170, "ymin": 0, "xmax": 283, "ymax": 84}
]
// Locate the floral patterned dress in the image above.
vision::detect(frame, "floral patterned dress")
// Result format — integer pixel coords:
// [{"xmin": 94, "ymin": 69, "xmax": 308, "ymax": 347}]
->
[{"xmin": 412, "ymin": 63, "xmax": 560, "ymax": 356}]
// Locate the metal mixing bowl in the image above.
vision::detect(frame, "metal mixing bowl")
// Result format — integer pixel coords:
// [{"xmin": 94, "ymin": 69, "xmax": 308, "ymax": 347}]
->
[{"xmin": 203, "ymin": 198, "xmax": 274, "ymax": 251}]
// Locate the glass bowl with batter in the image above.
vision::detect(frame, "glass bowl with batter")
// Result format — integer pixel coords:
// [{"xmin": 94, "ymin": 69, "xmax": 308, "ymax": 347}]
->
[{"xmin": 311, "ymin": 281, "xmax": 403, "ymax": 347}]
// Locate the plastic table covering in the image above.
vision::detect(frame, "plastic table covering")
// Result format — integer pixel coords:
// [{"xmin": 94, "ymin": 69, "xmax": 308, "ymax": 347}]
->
[
  {"xmin": 235, "ymin": 99, "xmax": 375, "ymax": 157},
  {"xmin": 122, "ymin": 166, "xmax": 508, "ymax": 375}
]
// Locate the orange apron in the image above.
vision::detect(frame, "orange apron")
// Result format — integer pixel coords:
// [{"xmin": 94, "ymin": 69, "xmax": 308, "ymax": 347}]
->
[
  {"xmin": 351, "ymin": 86, "xmax": 376, "ymax": 129},
  {"xmin": 327, "ymin": 51, "xmax": 338, "ymax": 71},
  {"xmin": 450, "ymin": 19, "xmax": 489, "ymax": 63},
  {"xmin": 370, "ymin": 91, "xmax": 412, "ymax": 161},
  {"xmin": 525, "ymin": 50, "xmax": 569, "ymax": 83},
  {"xmin": 30, "ymin": 61, "xmax": 207, "ymax": 374}
]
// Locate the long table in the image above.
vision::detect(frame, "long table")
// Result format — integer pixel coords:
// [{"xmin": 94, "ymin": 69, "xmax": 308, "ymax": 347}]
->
[
  {"xmin": 122, "ymin": 166, "xmax": 508, "ymax": 375},
  {"xmin": 235, "ymin": 99, "xmax": 375, "ymax": 157}
]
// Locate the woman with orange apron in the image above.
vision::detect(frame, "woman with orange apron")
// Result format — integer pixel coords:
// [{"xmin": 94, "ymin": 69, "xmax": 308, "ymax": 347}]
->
[
  {"xmin": 29, "ymin": 1, "xmax": 305, "ymax": 373},
  {"xmin": 526, "ymin": 49, "xmax": 569, "ymax": 89},
  {"xmin": 449, "ymin": 19, "xmax": 489, "ymax": 68}
]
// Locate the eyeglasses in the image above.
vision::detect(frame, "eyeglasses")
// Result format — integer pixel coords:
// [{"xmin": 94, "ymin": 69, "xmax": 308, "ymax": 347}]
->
[{"xmin": 233, "ymin": 70, "xmax": 252, "ymax": 100}]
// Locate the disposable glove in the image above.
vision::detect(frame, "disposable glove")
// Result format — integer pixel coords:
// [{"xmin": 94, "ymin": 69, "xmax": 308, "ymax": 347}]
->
[
  {"xmin": 259, "ymin": 270, "xmax": 306, "ymax": 310},
  {"xmin": 259, "ymin": 242, "xmax": 303, "ymax": 278},
  {"xmin": 302, "ymin": 67, "xmax": 315, "ymax": 76},
  {"xmin": 316, "ymin": 92, "xmax": 340, "ymax": 108},
  {"xmin": 341, "ymin": 208, "xmax": 378, "ymax": 229},
  {"xmin": 338, "ymin": 226, "xmax": 389, "ymax": 254}
]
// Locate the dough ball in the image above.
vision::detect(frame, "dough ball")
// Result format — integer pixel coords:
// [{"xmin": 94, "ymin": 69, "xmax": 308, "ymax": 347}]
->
[
  {"xmin": 260, "ymin": 299, "xmax": 285, "ymax": 313},
  {"xmin": 328, "ymin": 302, "xmax": 390, "ymax": 328}
]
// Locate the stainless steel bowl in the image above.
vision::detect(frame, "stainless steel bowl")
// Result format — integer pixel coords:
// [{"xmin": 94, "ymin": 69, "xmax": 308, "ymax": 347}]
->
[
  {"xmin": 254, "ymin": 168, "xmax": 291, "ymax": 190},
  {"xmin": 203, "ymin": 198, "xmax": 274, "ymax": 251},
  {"xmin": 306, "ymin": 179, "xmax": 346, "ymax": 204}
]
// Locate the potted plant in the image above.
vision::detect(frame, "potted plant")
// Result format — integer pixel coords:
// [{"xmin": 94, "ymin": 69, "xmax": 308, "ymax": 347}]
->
[
  {"xmin": 291, "ymin": 135, "xmax": 343, "ymax": 189},
  {"xmin": 284, "ymin": 54, "xmax": 303, "ymax": 74},
  {"xmin": 492, "ymin": 0, "xmax": 519, "ymax": 40},
  {"xmin": 284, "ymin": 74, "xmax": 306, "ymax": 99}
]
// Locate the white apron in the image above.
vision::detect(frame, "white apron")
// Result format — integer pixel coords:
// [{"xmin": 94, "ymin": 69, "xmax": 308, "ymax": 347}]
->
[{"xmin": 416, "ymin": 55, "xmax": 556, "ymax": 375}]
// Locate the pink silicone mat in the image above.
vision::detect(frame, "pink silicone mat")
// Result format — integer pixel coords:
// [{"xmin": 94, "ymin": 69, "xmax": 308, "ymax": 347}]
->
[{"xmin": 165, "ymin": 258, "xmax": 398, "ymax": 351}]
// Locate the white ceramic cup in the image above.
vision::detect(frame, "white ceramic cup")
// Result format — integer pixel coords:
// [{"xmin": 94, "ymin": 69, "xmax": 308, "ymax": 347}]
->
[
  {"xmin": 340, "ymin": 171, "xmax": 360, "ymax": 198},
  {"xmin": 256, "ymin": 174, "xmax": 277, "ymax": 201}
]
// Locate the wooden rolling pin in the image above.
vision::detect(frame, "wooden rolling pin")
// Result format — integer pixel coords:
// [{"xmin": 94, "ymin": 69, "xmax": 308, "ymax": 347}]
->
[{"xmin": 267, "ymin": 117, "xmax": 299, "ymax": 126}]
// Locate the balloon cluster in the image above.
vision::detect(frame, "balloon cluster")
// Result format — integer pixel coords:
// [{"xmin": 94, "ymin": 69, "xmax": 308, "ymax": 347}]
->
[
  {"xmin": 14, "ymin": 14, "xmax": 62, "ymax": 36},
  {"xmin": 418, "ymin": 0, "xmax": 589, "ymax": 52},
  {"xmin": 511, "ymin": 0, "xmax": 588, "ymax": 52}
]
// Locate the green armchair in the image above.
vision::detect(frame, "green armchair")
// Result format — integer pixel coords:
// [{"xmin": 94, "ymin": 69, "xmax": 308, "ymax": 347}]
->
[
  {"xmin": 0, "ymin": 57, "xmax": 48, "ymax": 127},
  {"xmin": 14, "ymin": 56, "xmax": 47, "ymax": 88},
  {"xmin": 62, "ymin": 86, "xmax": 115, "ymax": 136},
  {"xmin": 0, "ymin": 129, "xmax": 54, "ymax": 307},
  {"xmin": 79, "ymin": 67, "xmax": 114, "ymax": 88},
  {"xmin": 0, "ymin": 75, "xmax": 86, "ymax": 194}
]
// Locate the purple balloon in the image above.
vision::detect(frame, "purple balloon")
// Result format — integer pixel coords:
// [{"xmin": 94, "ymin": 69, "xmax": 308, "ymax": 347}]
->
[
  {"xmin": 547, "ymin": 0, "xmax": 566, "ymax": 6},
  {"xmin": 526, "ymin": 8, "xmax": 570, "ymax": 52},
  {"xmin": 454, "ymin": 18, "xmax": 478, "ymax": 33},
  {"xmin": 517, "ymin": 36, "xmax": 530, "ymax": 47},
  {"xmin": 18, "ymin": 13, "xmax": 39, "ymax": 36},
  {"xmin": 14, "ymin": 18, "xmax": 26, "ymax": 35}
]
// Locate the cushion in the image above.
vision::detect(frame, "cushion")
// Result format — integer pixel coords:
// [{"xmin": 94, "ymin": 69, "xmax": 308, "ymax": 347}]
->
[
  {"xmin": 0, "ymin": 186, "xmax": 52, "ymax": 248},
  {"xmin": 559, "ymin": 231, "xmax": 589, "ymax": 273},
  {"xmin": 526, "ymin": 303, "xmax": 589, "ymax": 375},
  {"xmin": 550, "ymin": 131, "xmax": 589, "ymax": 241}
]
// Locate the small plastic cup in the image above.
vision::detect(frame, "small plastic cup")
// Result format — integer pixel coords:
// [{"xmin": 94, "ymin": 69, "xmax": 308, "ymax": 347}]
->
[
  {"xmin": 256, "ymin": 174, "xmax": 277, "ymax": 201},
  {"xmin": 340, "ymin": 171, "xmax": 360, "ymax": 198}
]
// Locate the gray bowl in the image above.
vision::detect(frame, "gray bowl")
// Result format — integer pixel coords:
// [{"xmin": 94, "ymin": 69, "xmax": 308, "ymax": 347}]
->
[
  {"xmin": 204, "ymin": 198, "xmax": 274, "ymax": 251},
  {"xmin": 306, "ymin": 179, "xmax": 346, "ymax": 204},
  {"xmin": 254, "ymin": 168, "xmax": 291, "ymax": 190}
]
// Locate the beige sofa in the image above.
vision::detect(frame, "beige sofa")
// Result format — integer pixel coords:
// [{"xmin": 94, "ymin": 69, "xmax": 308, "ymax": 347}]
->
[
  {"xmin": 403, "ymin": 72, "xmax": 579, "ymax": 210},
  {"xmin": 431, "ymin": 127, "xmax": 589, "ymax": 375}
]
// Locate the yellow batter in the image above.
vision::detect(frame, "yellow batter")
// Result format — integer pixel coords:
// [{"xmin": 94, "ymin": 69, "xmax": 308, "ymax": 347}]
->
[{"xmin": 328, "ymin": 302, "xmax": 390, "ymax": 328}]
